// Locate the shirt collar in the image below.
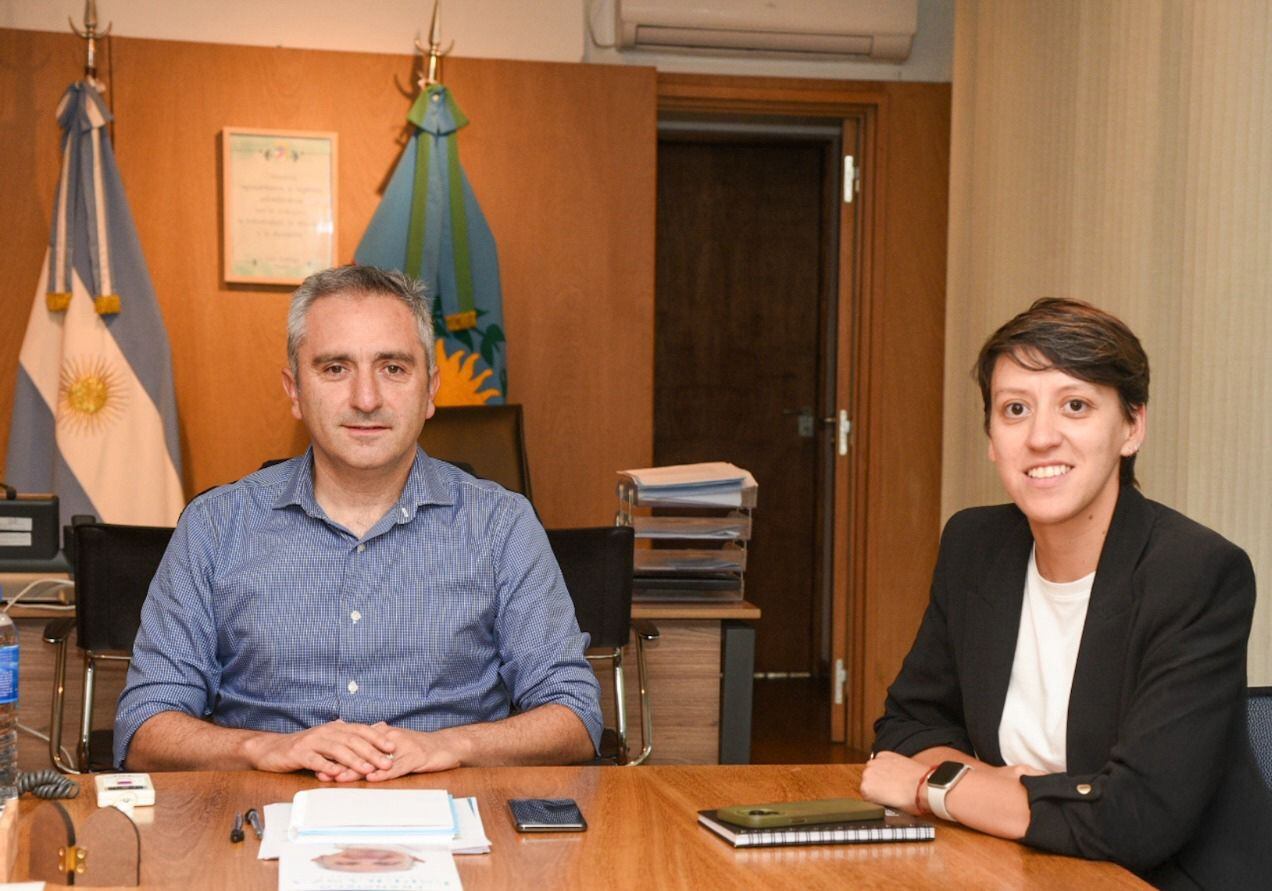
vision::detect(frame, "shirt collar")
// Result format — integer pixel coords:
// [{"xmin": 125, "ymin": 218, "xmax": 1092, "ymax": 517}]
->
[{"xmin": 272, "ymin": 446, "xmax": 457, "ymax": 522}]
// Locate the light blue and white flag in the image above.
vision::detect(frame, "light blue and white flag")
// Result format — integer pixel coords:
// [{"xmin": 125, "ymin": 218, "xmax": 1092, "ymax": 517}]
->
[{"xmin": 4, "ymin": 81, "xmax": 182, "ymax": 526}]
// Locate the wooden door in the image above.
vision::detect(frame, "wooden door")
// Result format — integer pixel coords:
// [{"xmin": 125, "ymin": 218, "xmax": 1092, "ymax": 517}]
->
[{"xmin": 655, "ymin": 136, "xmax": 833, "ymax": 673}]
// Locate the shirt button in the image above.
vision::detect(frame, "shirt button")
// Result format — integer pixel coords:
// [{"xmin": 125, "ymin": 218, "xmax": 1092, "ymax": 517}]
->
[
  {"xmin": 347, "ymin": 680, "xmax": 358, "ymax": 694},
  {"xmin": 350, "ymin": 610, "xmax": 362, "ymax": 623},
  {"xmin": 1076, "ymin": 783, "xmax": 1092, "ymax": 795},
  {"xmin": 357, "ymin": 543, "xmax": 366, "ymax": 553},
  {"xmin": 400, "ymin": 507, "xmax": 408, "ymax": 519}
]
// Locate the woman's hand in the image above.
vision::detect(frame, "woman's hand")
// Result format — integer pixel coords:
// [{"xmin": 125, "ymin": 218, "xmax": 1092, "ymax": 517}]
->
[
  {"xmin": 862, "ymin": 751, "xmax": 1039, "ymax": 837},
  {"xmin": 859, "ymin": 751, "xmax": 931, "ymax": 815}
]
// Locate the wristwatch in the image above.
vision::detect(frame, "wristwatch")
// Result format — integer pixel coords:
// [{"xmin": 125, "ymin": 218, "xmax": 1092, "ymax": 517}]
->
[{"xmin": 926, "ymin": 760, "xmax": 971, "ymax": 821}]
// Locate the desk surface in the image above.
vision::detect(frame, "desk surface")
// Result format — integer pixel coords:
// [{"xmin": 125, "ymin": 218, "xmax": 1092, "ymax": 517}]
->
[
  {"xmin": 631, "ymin": 598, "xmax": 761, "ymax": 621},
  {"xmin": 15, "ymin": 764, "xmax": 1146, "ymax": 889}
]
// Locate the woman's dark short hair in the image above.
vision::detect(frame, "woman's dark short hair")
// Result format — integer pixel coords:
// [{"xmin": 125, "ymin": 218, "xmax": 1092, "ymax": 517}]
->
[{"xmin": 974, "ymin": 298, "xmax": 1150, "ymax": 486}]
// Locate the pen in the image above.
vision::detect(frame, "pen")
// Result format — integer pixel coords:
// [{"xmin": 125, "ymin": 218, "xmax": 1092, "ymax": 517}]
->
[
  {"xmin": 245, "ymin": 807, "xmax": 264, "ymax": 840},
  {"xmin": 230, "ymin": 811, "xmax": 245, "ymax": 843}
]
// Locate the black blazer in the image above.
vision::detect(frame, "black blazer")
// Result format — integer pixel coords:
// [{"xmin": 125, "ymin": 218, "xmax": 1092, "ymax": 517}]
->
[{"xmin": 874, "ymin": 485, "xmax": 1272, "ymax": 890}]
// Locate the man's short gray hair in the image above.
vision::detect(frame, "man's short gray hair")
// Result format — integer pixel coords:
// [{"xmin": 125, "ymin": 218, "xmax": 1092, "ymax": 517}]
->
[{"xmin": 287, "ymin": 265, "xmax": 437, "ymax": 377}]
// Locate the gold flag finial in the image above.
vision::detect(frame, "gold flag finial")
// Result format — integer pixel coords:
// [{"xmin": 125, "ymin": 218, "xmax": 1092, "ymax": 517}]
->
[
  {"xmin": 414, "ymin": 0, "xmax": 454, "ymax": 89},
  {"xmin": 69, "ymin": 0, "xmax": 112, "ymax": 91}
]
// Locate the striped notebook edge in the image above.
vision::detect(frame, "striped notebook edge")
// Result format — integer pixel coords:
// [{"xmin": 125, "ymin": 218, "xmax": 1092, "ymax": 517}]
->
[{"xmin": 697, "ymin": 809, "xmax": 936, "ymax": 848}]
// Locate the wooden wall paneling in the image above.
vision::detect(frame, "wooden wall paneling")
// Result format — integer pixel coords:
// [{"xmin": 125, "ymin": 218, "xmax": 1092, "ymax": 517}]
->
[
  {"xmin": 656, "ymin": 74, "xmax": 950, "ymax": 748},
  {"xmin": 0, "ymin": 28, "xmax": 655, "ymax": 527},
  {"xmin": 448, "ymin": 59, "xmax": 657, "ymax": 527}
]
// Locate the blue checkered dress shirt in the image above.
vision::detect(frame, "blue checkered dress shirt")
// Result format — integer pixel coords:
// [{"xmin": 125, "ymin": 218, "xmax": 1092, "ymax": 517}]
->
[{"xmin": 114, "ymin": 448, "xmax": 602, "ymax": 767}]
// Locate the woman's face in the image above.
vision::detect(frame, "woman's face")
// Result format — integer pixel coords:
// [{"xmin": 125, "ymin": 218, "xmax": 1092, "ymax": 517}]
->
[{"xmin": 987, "ymin": 354, "xmax": 1145, "ymax": 537}]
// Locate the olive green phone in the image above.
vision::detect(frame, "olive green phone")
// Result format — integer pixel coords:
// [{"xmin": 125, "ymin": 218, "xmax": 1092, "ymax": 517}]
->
[{"xmin": 716, "ymin": 797, "xmax": 885, "ymax": 829}]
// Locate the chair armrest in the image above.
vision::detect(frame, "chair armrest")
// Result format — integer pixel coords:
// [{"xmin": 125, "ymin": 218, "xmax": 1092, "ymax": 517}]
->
[
  {"xmin": 632, "ymin": 619, "xmax": 659, "ymax": 641},
  {"xmin": 43, "ymin": 617, "xmax": 75, "ymax": 645}
]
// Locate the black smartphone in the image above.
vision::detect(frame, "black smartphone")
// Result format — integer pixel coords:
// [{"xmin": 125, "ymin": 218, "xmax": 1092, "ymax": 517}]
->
[{"xmin": 508, "ymin": 798, "xmax": 587, "ymax": 832}]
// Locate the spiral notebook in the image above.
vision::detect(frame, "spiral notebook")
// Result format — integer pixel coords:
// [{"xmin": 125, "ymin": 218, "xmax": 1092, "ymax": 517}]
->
[{"xmin": 697, "ymin": 809, "xmax": 935, "ymax": 848}]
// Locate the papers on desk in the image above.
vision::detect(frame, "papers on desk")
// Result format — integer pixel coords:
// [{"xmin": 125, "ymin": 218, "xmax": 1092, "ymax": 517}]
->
[
  {"xmin": 290, "ymin": 789, "xmax": 455, "ymax": 843},
  {"xmin": 619, "ymin": 462, "xmax": 758, "ymax": 507},
  {"xmin": 261, "ymin": 795, "xmax": 490, "ymax": 859},
  {"xmin": 279, "ymin": 843, "xmax": 461, "ymax": 890},
  {"xmin": 265, "ymin": 790, "xmax": 490, "ymax": 890}
]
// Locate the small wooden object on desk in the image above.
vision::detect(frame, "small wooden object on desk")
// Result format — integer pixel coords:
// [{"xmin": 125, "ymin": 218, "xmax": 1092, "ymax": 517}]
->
[{"xmin": 0, "ymin": 797, "xmax": 18, "ymax": 880}]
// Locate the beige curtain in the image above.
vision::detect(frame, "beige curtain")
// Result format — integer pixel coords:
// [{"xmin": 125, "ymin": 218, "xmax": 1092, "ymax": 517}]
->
[{"xmin": 944, "ymin": 0, "xmax": 1272, "ymax": 680}]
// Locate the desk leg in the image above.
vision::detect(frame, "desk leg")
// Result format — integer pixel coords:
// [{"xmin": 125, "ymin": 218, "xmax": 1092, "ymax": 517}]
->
[{"xmin": 719, "ymin": 621, "xmax": 755, "ymax": 764}]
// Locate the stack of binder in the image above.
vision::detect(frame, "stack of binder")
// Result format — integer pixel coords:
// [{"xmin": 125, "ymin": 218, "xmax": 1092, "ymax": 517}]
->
[{"xmin": 616, "ymin": 462, "xmax": 757, "ymax": 603}]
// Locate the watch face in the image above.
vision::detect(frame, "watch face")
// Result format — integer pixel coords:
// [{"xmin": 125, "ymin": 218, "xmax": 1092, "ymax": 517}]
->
[{"xmin": 928, "ymin": 761, "xmax": 967, "ymax": 787}]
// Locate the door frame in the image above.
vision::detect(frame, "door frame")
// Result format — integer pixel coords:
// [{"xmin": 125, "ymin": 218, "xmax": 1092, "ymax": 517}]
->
[{"xmin": 657, "ymin": 73, "xmax": 950, "ymax": 749}]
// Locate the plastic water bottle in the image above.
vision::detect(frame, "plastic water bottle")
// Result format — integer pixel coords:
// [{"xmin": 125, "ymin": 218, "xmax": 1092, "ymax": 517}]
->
[{"xmin": 0, "ymin": 612, "xmax": 17, "ymax": 801}]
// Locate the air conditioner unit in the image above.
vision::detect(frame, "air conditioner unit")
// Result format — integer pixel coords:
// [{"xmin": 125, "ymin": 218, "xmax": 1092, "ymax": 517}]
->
[{"xmin": 615, "ymin": 0, "xmax": 918, "ymax": 62}]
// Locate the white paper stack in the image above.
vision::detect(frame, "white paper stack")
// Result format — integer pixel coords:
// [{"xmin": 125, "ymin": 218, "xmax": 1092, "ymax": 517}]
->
[
  {"xmin": 619, "ymin": 462, "xmax": 758, "ymax": 507},
  {"xmin": 264, "ymin": 792, "xmax": 490, "ymax": 858},
  {"xmin": 616, "ymin": 462, "xmax": 758, "ymax": 603},
  {"xmin": 268, "ymin": 790, "xmax": 492, "ymax": 890},
  {"xmin": 289, "ymin": 789, "xmax": 456, "ymax": 845}
]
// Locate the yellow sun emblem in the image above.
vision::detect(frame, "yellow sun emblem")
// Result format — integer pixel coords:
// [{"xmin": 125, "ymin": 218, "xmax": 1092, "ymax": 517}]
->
[
  {"xmin": 434, "ymin": 338, "xmax": 500, "ymax": 405},
  {"xmin": 58, "ymin": 356, "xmax": 126, "ymax": 434}
]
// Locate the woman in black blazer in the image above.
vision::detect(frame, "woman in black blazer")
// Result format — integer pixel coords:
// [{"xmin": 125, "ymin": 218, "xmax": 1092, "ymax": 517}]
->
[{"xmin": 862, "ymin": 299, "xmax": 1272, "ymax": 890}]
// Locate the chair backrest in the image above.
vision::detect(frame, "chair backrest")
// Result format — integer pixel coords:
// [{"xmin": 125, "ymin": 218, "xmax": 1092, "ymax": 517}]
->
[
  {"xmin": 74, "ymin": 523, "xmax": 174, "ymax": 652},
  {"xmin": 547, "ymin": 526, "xmax": 634, "ymax": 651},
  {"xmin": 1249, "ymin": 687, "xmax": 1272, "ymax": 790},
  {"xmin": 418, "ymin": 404, "xmax": 533, "ymax": 500}
]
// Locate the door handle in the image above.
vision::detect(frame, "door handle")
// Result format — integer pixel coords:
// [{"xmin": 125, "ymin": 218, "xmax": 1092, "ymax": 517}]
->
[{"xmin": 782, "ymin": 406, "xmax": 816, "ymax": 438}]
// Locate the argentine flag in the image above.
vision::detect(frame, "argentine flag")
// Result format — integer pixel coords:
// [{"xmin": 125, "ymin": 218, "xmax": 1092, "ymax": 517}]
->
[{"xmin": 4, "ymin": 81, "xmax": 182, "ymax": 526}]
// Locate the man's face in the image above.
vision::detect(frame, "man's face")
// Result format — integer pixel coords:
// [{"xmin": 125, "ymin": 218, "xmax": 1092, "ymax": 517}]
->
[
  {"xmin": 312, "ymin": 846, "xmax": 418, "ymax": 873},
  {"xmin": 282, "ymin": 292, "xmax": 439, "ymax": 481}
]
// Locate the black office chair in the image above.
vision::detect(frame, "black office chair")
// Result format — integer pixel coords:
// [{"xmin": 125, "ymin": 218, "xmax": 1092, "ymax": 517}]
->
[
  {"xmin": 43, "ymin": 522, "xmax": 174, "ymax": 773},
  {"xmin": 1249, "ymin": 686, "xmax": 1272, "ymax": 790},
  {"xmin": 547, "ymin": 526, "xmax": 658, "ymax": 765},
  {"xmin": 419, "ymin": 404, "xmax": 533, "ymax": 500}
]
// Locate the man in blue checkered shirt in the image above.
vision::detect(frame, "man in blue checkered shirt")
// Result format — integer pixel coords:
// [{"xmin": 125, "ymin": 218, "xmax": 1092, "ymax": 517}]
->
[{"xmin": 115, "ymin": 266, "xmax": 602, "ymax": 780}]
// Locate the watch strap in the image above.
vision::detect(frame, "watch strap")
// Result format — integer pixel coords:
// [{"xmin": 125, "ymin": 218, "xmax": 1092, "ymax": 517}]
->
[{"xmin": 914, "ymin": 764, "xmax": 939, "ymax": 815}]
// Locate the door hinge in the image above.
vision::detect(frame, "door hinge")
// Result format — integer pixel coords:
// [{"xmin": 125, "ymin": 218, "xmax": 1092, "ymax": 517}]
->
[
  {"xmin": 821, "ymin": 409, "xmax": 851, "ymax": 455},
  {"xmin": 833, "ymin": 657, "xmax": 848, "ymax": 705},
  {"xmin": 836, "ymin": 409, "xmax": 851, "ymax": 456},
  {"xmin": 843, "ymin": 155, "xmax": 859, "ymax": 204}
]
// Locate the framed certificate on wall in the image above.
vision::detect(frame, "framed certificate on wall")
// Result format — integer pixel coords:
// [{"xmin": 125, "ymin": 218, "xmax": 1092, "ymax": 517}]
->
[{"xmin": 221, "ymin": 128, "xmax": 338, "ymax": 285}]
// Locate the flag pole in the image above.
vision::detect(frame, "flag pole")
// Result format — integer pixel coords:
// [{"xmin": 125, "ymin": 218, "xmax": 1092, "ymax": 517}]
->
[
  {"xmin": 69, "ymin": 0, "xmax": 112, "ymax": 92},
  {"xmin": 414, "ymin": 0, "xmax": 453, "ymax": 89}
]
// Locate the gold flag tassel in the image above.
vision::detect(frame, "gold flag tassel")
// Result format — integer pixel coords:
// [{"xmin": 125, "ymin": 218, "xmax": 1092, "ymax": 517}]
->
[
  {"xmin": 94, "ymin": 293, "xmax": 121, "ymax": 315},
  {"xmin": 46, "ymin": 292, "xmax": 72, "ymax": 312}
]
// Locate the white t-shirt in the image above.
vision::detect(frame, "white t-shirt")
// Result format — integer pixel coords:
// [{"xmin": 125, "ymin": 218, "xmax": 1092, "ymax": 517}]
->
[{"xmin": 997, "ymin": 547, "xmax": 1094, "ymax": 774}]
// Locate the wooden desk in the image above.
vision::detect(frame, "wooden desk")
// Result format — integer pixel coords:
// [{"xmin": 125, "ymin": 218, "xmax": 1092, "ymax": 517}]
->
[
  {"xmin": 601, "ymin": 600, "xmax": 760, "ymax": 764},
  {"xmin": 11, "ymin": 764, "xmax": 1147, "ymax": 889}
]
